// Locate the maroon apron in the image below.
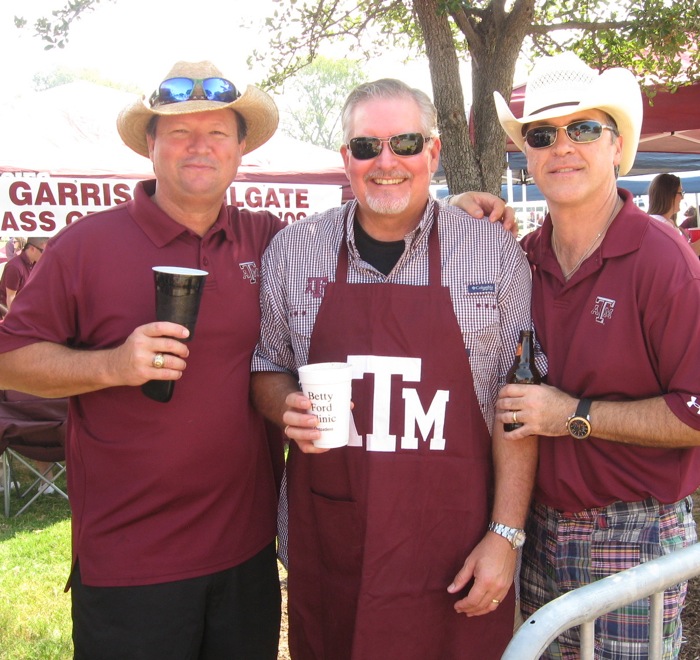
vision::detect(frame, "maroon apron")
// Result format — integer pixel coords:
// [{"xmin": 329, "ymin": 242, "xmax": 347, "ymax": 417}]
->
[{"xmin": 287, "ymin": 209, "xmax": 515, "ymax": 659}]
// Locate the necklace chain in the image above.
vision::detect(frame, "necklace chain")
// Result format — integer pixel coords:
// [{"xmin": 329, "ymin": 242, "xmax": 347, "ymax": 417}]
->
[{"xmin": 553, "ymin": 198, "xmax": 621, "ymax": 280}]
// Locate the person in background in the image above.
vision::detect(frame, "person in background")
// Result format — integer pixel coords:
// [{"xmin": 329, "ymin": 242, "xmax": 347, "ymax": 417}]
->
[
  {"xmin": 251, "ymin": 78, "xmax": 542, "ymax": 660},
  {"xmin": 680, "ymin": 205, "xmax": 698, "ymax": 230},
  {"xmin": 647, "ymin": 173, "xmax": 686, "ymax": 237},
  {"xmin": 2, "ymin": 236, "xmax": 25, "ymax": 263},
  {"xmin": 0, "ymin": 237, "xmax": 43, "ymax": 315},
  {"xmin": 0, "ymin": 60, "xmax": 513, "ymax": 659},
  {"xmin": 488, "ymin": 52, "xmax": 700, "ymax": 659}
]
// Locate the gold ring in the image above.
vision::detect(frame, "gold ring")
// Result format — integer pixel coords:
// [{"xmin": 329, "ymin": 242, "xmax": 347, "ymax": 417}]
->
[
  {"xmin": 512, "ymin": 410, "xmax": 518, "ymax": 424},
  {"xmin": 152, "ymin": 353, "xmax": 165, "ymax": 369},
  {"xmin": 492, "ymin": 599, "xmax": 500, "ymax": 604}
]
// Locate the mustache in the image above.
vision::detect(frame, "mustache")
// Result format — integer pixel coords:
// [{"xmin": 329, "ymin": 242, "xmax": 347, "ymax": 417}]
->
[{"xmin": 364, "ymin": 169, "xmax": 413, "ymax": 181}]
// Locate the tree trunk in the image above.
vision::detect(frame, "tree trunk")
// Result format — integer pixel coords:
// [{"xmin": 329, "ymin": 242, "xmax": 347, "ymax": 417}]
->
[
  {"xmin": 413, "ymin": 0, "xmax": 482, "ymax": 194},
  {"xmin": 464, "ymin": 1, "xmax": 535, "ymax": 195},
  {"xmin": 414, "ymin": 0, "xmax": 535, "ymax": 195}
]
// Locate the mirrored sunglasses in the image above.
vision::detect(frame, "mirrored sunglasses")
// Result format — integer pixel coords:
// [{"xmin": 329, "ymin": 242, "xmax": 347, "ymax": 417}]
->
[
  {"xmin": 149, "ymin": 77, "xmax": 240, "ymax": 107},
  {"xmin": 347, "ymin": 133, "xmax": 432, "ymax": 160},
  {"xmin": 523, "ymin": 120, "xmax": 618, "ymax": 149}
]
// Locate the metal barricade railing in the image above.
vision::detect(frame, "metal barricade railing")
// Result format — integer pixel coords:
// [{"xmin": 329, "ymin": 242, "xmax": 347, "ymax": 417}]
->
[{"xmin": 502, "ymin": 542, "xmax": 700, "ymax": 660}]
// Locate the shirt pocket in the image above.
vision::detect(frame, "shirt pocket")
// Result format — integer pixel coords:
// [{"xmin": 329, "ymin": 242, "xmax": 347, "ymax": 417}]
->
[{"xmin": 454, "ymin": 289, "xmax": 500, "ymax": 357}]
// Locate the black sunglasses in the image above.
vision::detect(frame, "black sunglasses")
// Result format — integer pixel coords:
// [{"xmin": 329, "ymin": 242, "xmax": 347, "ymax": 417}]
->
[
  {"xmin": 347, "ymin": 133, "xmax": 432, "ymax": 160},
  {"xmin": 523, "ymin": 120, "xmax": 618, "ymax": 149},
  {"xmin": 27, "ymin": 243, "xmax": 44, "ymax": 253},
  {"xmin": 149, "ymin": 77, "xmax": 240, "ymax": 108}
]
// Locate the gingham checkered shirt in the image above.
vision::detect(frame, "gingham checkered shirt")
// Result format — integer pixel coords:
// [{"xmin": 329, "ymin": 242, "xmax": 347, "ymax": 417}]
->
[{"xmin": 253, "ymin": 198, "xmax": 545, "ymax": 430}]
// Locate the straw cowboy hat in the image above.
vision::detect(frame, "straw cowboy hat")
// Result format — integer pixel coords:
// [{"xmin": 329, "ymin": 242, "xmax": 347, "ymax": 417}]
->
[
  {"xmin": 117, "ymin": 60, "xmax": 279, "ymax": 158},
  {"xmin": 493, "ymin": 52, "xmax": 643, "ymax": 175}
]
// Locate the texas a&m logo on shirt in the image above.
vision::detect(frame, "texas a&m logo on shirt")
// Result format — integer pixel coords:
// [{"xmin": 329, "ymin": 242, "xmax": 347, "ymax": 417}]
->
[
  {"xmin": 591, "ymin": 296, "xmax": 616, "ymax": 324},
  {"xmin": 239, "ymin": 261, "xmax": 259, "ymax": 284},
  {"xmin": 306, "ymin": 276, "xmax": 330, "ymax": 299},
  {"xmin": 346, "ymin": 355, "xmax": 449, "ymax": 452}
]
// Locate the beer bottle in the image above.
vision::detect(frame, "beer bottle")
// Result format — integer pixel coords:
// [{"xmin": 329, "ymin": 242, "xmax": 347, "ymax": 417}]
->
[{"xmin": 504, "ymin": 330, "xmax": 541, "ymax": 432}]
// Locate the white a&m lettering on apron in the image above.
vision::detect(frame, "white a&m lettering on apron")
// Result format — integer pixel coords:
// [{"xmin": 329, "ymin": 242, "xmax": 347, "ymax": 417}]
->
[{"xmin": 348, "ymin": 355, "xmax": 449, "ymax": 452}]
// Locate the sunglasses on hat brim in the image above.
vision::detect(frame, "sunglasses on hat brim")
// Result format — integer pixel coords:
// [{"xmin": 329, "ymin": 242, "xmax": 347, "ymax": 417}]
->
[
  {"xmin": 523, "ymin": 120, "xmax": 618, "ymax": 149},
  {"xmin": 347, "ymin": 133, "xmax": 433, "ymax": 160},
  {"xmin": 149, "ymin": 77, "xmax": 240, "ymax": 108}
]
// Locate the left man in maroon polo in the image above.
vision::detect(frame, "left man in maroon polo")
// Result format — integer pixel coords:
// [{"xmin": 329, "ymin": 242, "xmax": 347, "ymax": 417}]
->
[{"xmin": 0, "ymin": 60, "xmax": 285, "ymax": 660}]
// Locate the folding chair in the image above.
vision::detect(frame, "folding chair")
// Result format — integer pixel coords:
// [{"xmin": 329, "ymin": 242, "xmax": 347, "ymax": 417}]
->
[{"xmin": 0, "ymin": 390, "xmax": 69, "ymax": 517}]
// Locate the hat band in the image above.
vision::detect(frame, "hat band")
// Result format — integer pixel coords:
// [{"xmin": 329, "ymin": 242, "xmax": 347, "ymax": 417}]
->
[{"xmin": 529, "ymin": 100, "xmax": 581, "ymax": 117}]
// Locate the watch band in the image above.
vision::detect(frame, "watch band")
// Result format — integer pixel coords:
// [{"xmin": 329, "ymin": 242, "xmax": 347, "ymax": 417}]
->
[
  {"xmin": 576, "ymin": 398, "xmax": 592, "ymax": 419},
  {"xmin": 567, "ymin": 398, "xmax": 593, "ymax": 440},
  {"xmin": 488, "ymin": 521, "xmax": 526, "ymax": 549}
]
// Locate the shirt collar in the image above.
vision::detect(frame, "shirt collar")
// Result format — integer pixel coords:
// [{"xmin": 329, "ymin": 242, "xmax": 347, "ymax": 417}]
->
[
  {"xmin": 129, "ymin": 180, "xmax": 233, "ymax": 247},
  {"xmin": 530, "ymin": 188, "xmax": 645, "ymax": 270},
  {"xmin": 344, "ymin": 197, "xmax": 436, "ymax": 253}
]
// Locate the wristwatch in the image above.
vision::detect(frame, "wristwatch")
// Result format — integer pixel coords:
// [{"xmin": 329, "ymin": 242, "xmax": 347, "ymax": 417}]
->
[
  {"xmin": 567, "ymin": 398, "xmax": 592, "ymax": 440},
  {"xmin": 488, "ymin": 521, "xmax": 526, "ymax": 550}
]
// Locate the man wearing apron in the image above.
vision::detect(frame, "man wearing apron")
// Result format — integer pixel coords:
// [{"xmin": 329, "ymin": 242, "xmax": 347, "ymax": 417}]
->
[{"xmin": 252, "ymin": 79, "xmax": 543, "ymax": 659}]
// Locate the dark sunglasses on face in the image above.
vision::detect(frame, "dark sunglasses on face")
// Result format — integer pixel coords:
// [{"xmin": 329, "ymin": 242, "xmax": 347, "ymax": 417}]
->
[
  {"xmin": 27, "ymin": 243, "xmax": 44, "ymax": 253},
  {"xmin": 523, "ymin": 120, "xmax": 618, "ymax": 149},
  {"xmin": 149, "ymin": 77, "xmax": 240, "ymax": 108},
  {"xmin": 347, "ymin": 133, "xmax": 432, "ymax": 160}
]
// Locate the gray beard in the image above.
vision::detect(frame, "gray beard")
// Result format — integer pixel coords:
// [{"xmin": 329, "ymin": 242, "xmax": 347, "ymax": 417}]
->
[{"xmin": 365, "ymin": 191, "xmax": 411, "ymax": 215}]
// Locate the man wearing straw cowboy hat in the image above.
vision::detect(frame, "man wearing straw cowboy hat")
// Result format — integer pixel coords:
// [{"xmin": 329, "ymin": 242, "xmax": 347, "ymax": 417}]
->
[
  {"xmin": 0, "ymin": 60, "xmax": 508, "ymax": 657},
  {"xmin": 0, "ymin": 60, "xmax": 285, "ymax": 658},
  {"xmin": 482, "ymin": 52, "xmax": 700, "ymax": 658}
]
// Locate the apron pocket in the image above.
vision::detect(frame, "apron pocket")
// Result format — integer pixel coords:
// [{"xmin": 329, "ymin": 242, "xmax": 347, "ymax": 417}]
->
[
  {"xmin": 310, "ymin": 490, "xmax": 364, "ymax": 576},
  {"xmin": 310, "ymin": 491, "xmax": 365, "ymax": 658}
]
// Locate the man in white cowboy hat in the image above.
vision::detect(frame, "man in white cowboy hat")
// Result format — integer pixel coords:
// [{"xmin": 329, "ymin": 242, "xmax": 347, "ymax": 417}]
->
[
  {"xmin": 0, "ymin": 61, "xmax": 510, "ymax": 657},
  {"xmin": 486, "ymin": 52, "xmax": 700, "ymax": 658}
]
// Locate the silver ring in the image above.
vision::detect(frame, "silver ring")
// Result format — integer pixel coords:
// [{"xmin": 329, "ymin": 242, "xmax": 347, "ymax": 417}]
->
[
  {"xmin": 284, "ymin": 425, "xmax": 291, "ymax": 438},
  {"xmin": 512, "ymin": 410, "xmax": 518, "ymax": 424},
  {"xmin": 152, "ymin": 353, "xmax": 165, "ymax": 369}
]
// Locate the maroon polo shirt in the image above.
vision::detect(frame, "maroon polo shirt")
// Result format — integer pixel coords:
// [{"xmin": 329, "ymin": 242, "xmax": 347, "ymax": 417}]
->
[
  {"xmin": 0, "ymin": 250, "xmax": 33, "ymax": 307},
  {"xmin": 522, "ymin": 189, "xmax": 700, "ymax": 512},
  {"xmin": 0, "ymin": 181, "xmax": 283, "ymax": 586}
]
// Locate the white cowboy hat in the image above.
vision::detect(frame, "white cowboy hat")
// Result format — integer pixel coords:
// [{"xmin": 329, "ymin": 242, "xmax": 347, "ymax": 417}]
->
[
  {"xmin": 117, "ymin": 60, "xmax": 279, "ymax": 158},
  {"xmin": 493, "ymin": 52, "xmax": 643, "ymax": 175}
]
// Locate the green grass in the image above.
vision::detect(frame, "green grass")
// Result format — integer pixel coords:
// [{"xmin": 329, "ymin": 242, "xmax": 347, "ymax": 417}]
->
[{"xmin": 0, "ymin": 463, "xmax": 72, "ymax": 660}]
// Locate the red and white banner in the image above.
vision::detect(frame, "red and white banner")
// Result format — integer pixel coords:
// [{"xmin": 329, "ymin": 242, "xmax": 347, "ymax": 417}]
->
[{"xmin": 0, "ymin": 173, "xmax": 343, "ymax": 237}]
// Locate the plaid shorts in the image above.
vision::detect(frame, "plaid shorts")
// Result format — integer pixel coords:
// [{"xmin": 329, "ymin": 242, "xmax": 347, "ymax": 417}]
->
[{"xmin": 521, "ymin": 496, "xmax": 697, "ymax": 660}]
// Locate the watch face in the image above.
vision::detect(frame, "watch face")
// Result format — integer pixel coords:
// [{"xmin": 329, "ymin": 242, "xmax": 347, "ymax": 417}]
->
[
  {"xmin": 513, "ymin": 530, "xmax": 526, "ymax": 548},
  {"xmin": 568, "ymin": 417, "xmax": 591, "ymax": 440}
]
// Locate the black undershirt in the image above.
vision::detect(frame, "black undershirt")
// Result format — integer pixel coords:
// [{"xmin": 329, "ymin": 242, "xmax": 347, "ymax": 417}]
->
[{"xmin": 353, "ymin": 218, "xmax": 406, "ymax": 276}]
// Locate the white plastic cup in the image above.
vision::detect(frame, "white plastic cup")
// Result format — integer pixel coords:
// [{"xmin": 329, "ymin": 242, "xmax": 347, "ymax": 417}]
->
[{"xmin": 298, "ymin": 362, "xmax": 353, "ymax": 448}]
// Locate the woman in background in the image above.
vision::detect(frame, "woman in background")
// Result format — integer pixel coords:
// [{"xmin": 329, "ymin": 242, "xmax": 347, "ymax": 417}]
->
[{"xmin": 648, "ymin": 173, "xmax": 685, "ymax": 236}]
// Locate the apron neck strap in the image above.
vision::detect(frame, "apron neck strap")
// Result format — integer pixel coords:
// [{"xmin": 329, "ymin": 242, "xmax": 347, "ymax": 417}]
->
[{"xmin": 338, "ymin": 202, "xmax": 440, "ymax": 285}]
